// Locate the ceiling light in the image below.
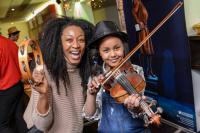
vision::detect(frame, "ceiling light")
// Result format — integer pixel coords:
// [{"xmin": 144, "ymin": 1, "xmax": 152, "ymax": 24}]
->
[
  {"xmin": 64, "ymin": 3, "xmax": 70, "ymax": 10},
  {"xmin": 11, "ymin": 8, "xmax": 15, "ymax": 11},
  {"xmin": 91, "ymin": 0, "xmax": 105, "ymax": 9}
]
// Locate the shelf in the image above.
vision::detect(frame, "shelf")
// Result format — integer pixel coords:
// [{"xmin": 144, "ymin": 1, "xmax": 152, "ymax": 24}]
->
[
  {"xmin": 192, "ymin": 65, "xmax": 200, "ymax": 69},
  {"xmin": 189, "ymin": 35, "xmax": 200, "ymax": 40}
]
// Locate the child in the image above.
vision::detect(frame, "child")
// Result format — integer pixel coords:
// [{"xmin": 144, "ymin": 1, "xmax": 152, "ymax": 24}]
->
[{"xmin": 83, "ymin": 21, "xmax": 151, "ymax": 133}]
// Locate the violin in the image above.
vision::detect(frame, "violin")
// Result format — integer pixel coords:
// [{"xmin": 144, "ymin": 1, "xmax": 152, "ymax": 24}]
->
[
  {"xmin": 103, "ymin": 61, "xmax": 161, "ymax": 126},
  {"xmin": 101, "ymin": 2, "xmax": 183, "ymax": 126}
]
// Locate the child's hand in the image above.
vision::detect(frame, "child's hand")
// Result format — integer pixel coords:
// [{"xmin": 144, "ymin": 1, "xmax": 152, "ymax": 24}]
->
[
  {"xmin": 124, "ymin": 94, "xmax": 145, "ymax": 109},
  {"xmin": 32, "ymin": 65, "xmax": 49, "ymax": 94},
  {"xmin": 87, "ymin": 74, "xmax": 104, "ymax": 95}
]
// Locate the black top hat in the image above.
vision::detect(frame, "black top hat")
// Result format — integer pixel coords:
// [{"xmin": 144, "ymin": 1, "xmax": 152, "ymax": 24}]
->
[{"xmin": 89, "ymin": 21, "xmax": 128, "ymax": 48}]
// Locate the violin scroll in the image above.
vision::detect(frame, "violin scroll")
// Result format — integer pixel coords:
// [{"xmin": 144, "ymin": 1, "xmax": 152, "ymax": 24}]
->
[{"xmin": 139, "ymin": 101, "xmax": 163, "ymax": 127}]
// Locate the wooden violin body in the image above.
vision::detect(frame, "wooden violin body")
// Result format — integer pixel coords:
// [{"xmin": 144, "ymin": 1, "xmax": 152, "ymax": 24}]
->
[
  {"xmin": 110, "ymin": 71, "xmax": 145, "ymax": 103},
  {"xmin": 104, "ymin": 61, "xmax": 145, "ymax": 103}
]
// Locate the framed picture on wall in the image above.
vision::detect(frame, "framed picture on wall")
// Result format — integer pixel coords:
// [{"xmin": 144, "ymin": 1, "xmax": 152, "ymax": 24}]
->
[
  {"xmin": 28, "ymin": 20, "xmax": 34, "ymax": 29},
  {"xmin": 32, "ymin": 18, "xmax": 37, "ymax": 28},
  {"xmin": 37, "ymin": 15, "xmax": 43, "ymax": 25},
  {"xmin": 116, "ymin": 0, "xmax": 126, "ymax": 32}
]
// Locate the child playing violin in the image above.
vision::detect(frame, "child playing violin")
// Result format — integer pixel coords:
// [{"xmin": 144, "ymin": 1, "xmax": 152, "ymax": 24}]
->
[{"xmin": 83, "ymin": 21, "xmax": 151, "ymax": 133}]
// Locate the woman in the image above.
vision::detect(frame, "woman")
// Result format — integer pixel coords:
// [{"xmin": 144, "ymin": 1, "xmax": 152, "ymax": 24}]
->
[
  {"xmin": 23, "ymin": 17, "xmax": 93, "ymax": 133},
  {"xmin": 83, "ymin": 21, "xmax": 151, "ymax": 133}
]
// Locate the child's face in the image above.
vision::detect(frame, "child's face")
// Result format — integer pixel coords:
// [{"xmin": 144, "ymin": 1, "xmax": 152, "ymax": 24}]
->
[
  {"xmin": 99, "ymin": 36, "xmax": 124, "ymax": 68},
  {"xmin": 61, "ymin": 25, "xmax": 85, "ymax": 65}
]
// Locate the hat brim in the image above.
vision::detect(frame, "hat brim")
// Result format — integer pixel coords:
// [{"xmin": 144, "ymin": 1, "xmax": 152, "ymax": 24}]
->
[
  {"xmin": 9, "ymin": 31, "xmax": 20, "ymax": 35},
  {"xmin": 89, "ymin": 31, "xmax": 128, "ymax": 48}
]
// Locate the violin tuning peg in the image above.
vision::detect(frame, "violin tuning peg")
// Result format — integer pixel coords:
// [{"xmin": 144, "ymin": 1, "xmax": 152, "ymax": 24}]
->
[
  {"xmin": 136, "ymin": 112, "xmax": 144, "ymax": 118},
  {"xmin": 156, "ymin": 107, "xmax": 163, "ymax": 114},
  {"xmin": 143, "ymin": 114, "xmax": 149, "ymax": 127},
  {"xmin": 151, "ymin": 100, "xmax": 157, "ymax": 105},
  {"xmin": 149, "ymin": 100, "xmax": 157, "ymax": 107},
  {"xmin": 148, "ymin": 100, "xmax": 157, "ymax": 108}
]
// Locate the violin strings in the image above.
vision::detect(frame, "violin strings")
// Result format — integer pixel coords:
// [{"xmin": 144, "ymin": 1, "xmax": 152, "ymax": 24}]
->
[
  {"xmin": 117, "ymin": 74, "xmax": 136, "ymax": 94},
  {"xmin": 116, "ymin": 74, "xmax": 152, "ymax": 116}
]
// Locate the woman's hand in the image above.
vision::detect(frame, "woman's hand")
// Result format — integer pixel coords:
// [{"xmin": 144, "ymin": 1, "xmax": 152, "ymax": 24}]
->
[
  {"xmin": 32, "ymin": 65, "xmax": 48, "ymax": 95},
  {"xmin": 87, "ymin": 74, "xmax": 104, "ymax": 95},
  {"xmin": 124, "ymin": 94, "xmax": 145, "ymax": 109}
]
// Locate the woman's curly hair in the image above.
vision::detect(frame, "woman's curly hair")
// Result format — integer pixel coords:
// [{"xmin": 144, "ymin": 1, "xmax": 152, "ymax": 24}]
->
[{"xmin": 40, "ymin": 17, "xmax": 94, "ymax": 95}]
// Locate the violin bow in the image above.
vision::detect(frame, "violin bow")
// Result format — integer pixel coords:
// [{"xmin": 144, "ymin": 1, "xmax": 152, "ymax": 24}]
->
[{"xmin": 103, "ymin": 1, "xmax": 183, "ymax": 84}]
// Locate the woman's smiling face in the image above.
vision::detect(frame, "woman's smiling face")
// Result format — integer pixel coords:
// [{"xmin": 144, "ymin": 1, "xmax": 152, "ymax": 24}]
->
[{"xmin": 61, "ymin": 25, "xmax": 85, "ymax": 65}]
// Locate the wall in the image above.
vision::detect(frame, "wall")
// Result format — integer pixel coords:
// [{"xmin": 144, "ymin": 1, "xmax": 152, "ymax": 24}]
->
[
  {"xmin": 0, "ymin": 22, "xmax": 29, "ymax": 46},
  {"xmin": 184, "ymin": 0, "xmax": 200, "ymax": 36},
  {"xmin": 192, "ymin": 69, "xmax": 200, "ymax": 131},
  {"xmin": 73, "ymin": 2, "xmax": 94, "ymax": 24},
  {"xmin": 93, "ymin": 8, "xmax": 106, "ymax": 24},
  {"xmin": 93, "ymin": 5, "xmax": 119, "ymax": 25}
]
